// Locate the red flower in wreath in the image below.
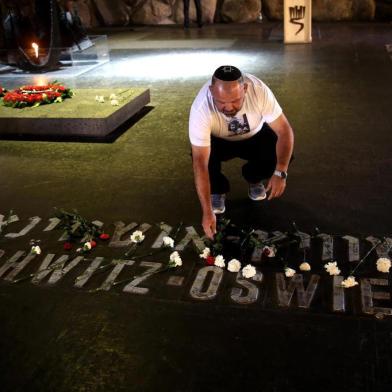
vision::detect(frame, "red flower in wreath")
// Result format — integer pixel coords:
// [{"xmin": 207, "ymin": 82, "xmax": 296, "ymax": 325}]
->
[
  {"xmin": 206, "ymin": 255, "xmax": 215, "ymax": 266},
  {"xmin": 2, "ymin": 82, "xmax": 73, "ymax": 108},
  {"xmin": 99, "ymin": 233, "xmax": 110, "ymax": 240}
]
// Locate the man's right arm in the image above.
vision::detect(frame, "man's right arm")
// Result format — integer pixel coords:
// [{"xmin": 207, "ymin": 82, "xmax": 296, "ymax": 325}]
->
[{"xmin": 191, "ymin": 145, "xmax": 216, "ymax": 239}]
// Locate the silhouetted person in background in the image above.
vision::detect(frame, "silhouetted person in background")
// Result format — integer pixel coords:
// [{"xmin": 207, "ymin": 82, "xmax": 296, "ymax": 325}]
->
[{"xmin": 183, "ymin": 0, "xmax": 202, "ymax": 28}]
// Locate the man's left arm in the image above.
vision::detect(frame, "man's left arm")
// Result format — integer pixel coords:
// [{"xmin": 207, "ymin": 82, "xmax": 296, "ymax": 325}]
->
[{"xmin": 266, "ymin": 113, "xmax": 294, "ymax": 200}]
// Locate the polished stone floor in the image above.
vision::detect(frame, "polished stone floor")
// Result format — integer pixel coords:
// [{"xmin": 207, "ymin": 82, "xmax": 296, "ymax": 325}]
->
[
  {"xmin": 0, "ymin": 22, "xmax": 391, "ymax": 392},
  {"xmin": 0, "ymin": 22, "xmax": 391, "ymax": 233}
]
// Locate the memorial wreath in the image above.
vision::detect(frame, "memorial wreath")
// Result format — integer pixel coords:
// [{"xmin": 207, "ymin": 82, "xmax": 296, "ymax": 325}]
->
[{"xmin": 2, "ymin": 81, "xmax": 73, "ymax": 108}]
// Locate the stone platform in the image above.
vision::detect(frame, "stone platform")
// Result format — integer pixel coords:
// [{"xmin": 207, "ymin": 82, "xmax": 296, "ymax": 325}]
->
[{"xmin": 0, "ymin": 88, "xmax": 150, "ymax": 138}]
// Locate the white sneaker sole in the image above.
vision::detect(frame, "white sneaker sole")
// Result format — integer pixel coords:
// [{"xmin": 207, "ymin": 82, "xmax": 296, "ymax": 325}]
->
[
  {"xmin": 213, "ymin": 206, "xmax": 226, "ymax": 214},
  {"xmin": 248, "ymin": 191, "xmax": 267, "ymax": 201}
]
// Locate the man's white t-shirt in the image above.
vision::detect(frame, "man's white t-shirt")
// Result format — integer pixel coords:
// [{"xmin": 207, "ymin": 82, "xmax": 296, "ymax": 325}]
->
[{"xmin": 189, "ymin": 73, "xmax": 282, "ymax": 147}]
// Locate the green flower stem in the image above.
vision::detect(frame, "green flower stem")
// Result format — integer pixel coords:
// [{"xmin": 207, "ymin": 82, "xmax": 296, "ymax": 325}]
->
[
  {"xmin": 240, "ymin": 229, "xmax": 255, "ymax": 249},
  {"xmin": 12, "ymin": 261, "xmax": 70, "ymax": 284},
  {"xmin": 117, "ymin": 88, "xmax": 132, "ymax": 97},
  {"xmin": 172, "ymin": 221, "xmax": 184, "ymax": 241},
  {"xmin": 292, "ymin": 222, "xmax": 322, "ymax": 262},
  {"xmin": 349, "ymin": 239, "xmax": 384, "ymax": 276},
  {"xmin": 112, "ymin": 265, "xmax": 174, "ymax": 288},
  {"xmin": 264, "ymin": 233, "xmax": 288, "ymax": 245},
  {"xmin": 124, "ymin": 243, "xmax": 138, "ymax": 257},
  {"xmin": 54, "ymin": 208, "xmax": 103, "ymax": 241},
  {"xmin": 12, "ymin": 273, "xmax": 37, "ymax": 284},
  {"xmin": 257, "ymin": 238, "xmax": 299, "ymax": 251},
  {"xmin": 131, "ymin": 251, "xmax": 156, "ymax": 260},
  {"xmin": 132, "ymin": 246, "xmax": 171, "ymax": 260},
  {"xmin": 74, "ymin": 261, "xmax": 115, "ymax": 282},
  {"xmin": 281, "ymin": 257, "xmax": 288, "ymax": 270},
  {"xmin": 292, "ymin": 222, "xmax": 308, "ymax": 250},
  {"xmin": 270, "ymin": 234, "xmax": 286, "ymax": 243},
  {"xmin": 13, "ymin": 255, "xmax": 95, "ymax": 284}
]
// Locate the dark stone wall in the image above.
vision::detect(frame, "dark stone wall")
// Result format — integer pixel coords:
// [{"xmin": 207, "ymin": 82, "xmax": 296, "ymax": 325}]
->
[
  {"xmin": 73, "ymin": 0, "xmax": 389, "ymax": 28},
  {"xmin": 262, "ymin": 0, "xmax": 378, "ymax": 21},
  {"xmin": 375, "ymin": 0, "xmax": 392, "ymax": 21}
]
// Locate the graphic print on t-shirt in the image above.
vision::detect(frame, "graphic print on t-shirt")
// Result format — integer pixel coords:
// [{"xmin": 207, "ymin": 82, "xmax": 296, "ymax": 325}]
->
[{"xmin": 227, "ymin": 113, "xmax": 250, "ymax": 136}]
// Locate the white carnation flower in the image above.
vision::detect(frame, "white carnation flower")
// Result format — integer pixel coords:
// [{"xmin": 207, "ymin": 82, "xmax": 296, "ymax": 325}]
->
[
  {"xmin": 285, "ymin": 267, "xmax": 296, "ymax": 277},
  {"xmin": 111, "ymin": 99, "xmax": 119, "ymax": 106},
  {"xmin": 329, "ymin": 266, "xmax": 341, "ymax": 276},
  {"xmin": 200, "ymin": 247, "xmax": 210, "ymax": 259},
  {"xmin": 169, "ymin": 251, "xmax": 182, "ymax": 267},
  {"xmin": 299, "ymin": 262, "xmax": 311, "ymax": 271},
  {"xmin": 162, "ymin": 236, "xmax": 174, "ymax": 248},
  {"xmin": 130, "ymin": 230, "xmax": 145, "ymax": 243},
  {"xmin": 341, "ymin": 276, "xmax": 359, "ymax": 288},
  {"xmin": 173, "ymin": 256, "xmax": 182, "ymax": 267},
  {"xmin": 170, "ymin": 251, "xmax": 179, "ymax": 262},
  {"xmin": 95, "ymin": 95, "xmax": 105, "ymax": 103},
  {"xmin": 324, "ymin": 261, "xmax": 341, "ymax": 276},
  {"xmin": 242, "ymin": 264, "xmax": 256, "ymax": 279},
  {"xmin": 109, "ymin": 93, "xmax": 117, "ymax": 100},
  {"xmin": 214, "ymin": 255, "xmax": 225, "ymax": 268},
  {"xmin": 228, "ymin": 259, "xmax": 241, "ymax": 273},
  {"xmin": 31, "ymin": 245, "xmax": 41, "ymax": 255},
  {"xmin": 376, "ymin": 257, "xmax": 391, "ymax": 273},
  {"xmin": 83, "ymin": 241, "xmax": 92, "ymax": 250}
]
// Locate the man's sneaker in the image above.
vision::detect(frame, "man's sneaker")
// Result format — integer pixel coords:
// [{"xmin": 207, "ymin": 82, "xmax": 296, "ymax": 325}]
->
[
  {"xmin": 248, "ymin": 182, "xmax": 267, "ymax": 201},
  {"xmin": 211, "ymin": 194, "xmax": 226, "ymax": 214}
]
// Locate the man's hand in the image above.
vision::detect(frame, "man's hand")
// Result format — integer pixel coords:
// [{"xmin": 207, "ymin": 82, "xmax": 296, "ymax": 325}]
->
[
  {"xmin": 267, "ymin": 113, "xmax": 294, "ymax": 200},
  {"xmin": 266, "ymin": 176, "xmax": 286, "ymax": 200},
  {"xmin": 192, "ymin": 145, "xmax": 217, "ymax": 239},
  {"xmin": 202, "ymin": 211, "xmax": 216, "ymax": 240}
]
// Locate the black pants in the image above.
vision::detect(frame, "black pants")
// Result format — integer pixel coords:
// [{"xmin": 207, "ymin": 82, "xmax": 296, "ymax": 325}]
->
[
  {"xmin": 183, "ymin": 0, "xmax": 202, "ymax": 27},
  {"xmin": 209, "ymin": 123, "xmax": 279, "ymax": 194}
]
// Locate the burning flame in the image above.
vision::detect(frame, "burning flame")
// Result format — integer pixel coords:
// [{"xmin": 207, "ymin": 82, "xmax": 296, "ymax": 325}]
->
[
  {"xmin": 32, "ymin": 42, "xmax": 39, "ymax": 58},
  {"xmin": 33, "ymin": 76, "xmax": 48, "ymax": 86}
]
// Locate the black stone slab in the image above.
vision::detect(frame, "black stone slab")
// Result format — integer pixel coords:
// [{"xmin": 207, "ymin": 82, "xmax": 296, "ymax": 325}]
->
[{"xmin": 0, "ymin": 88, "xmax": 150, "ymax": 138}]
